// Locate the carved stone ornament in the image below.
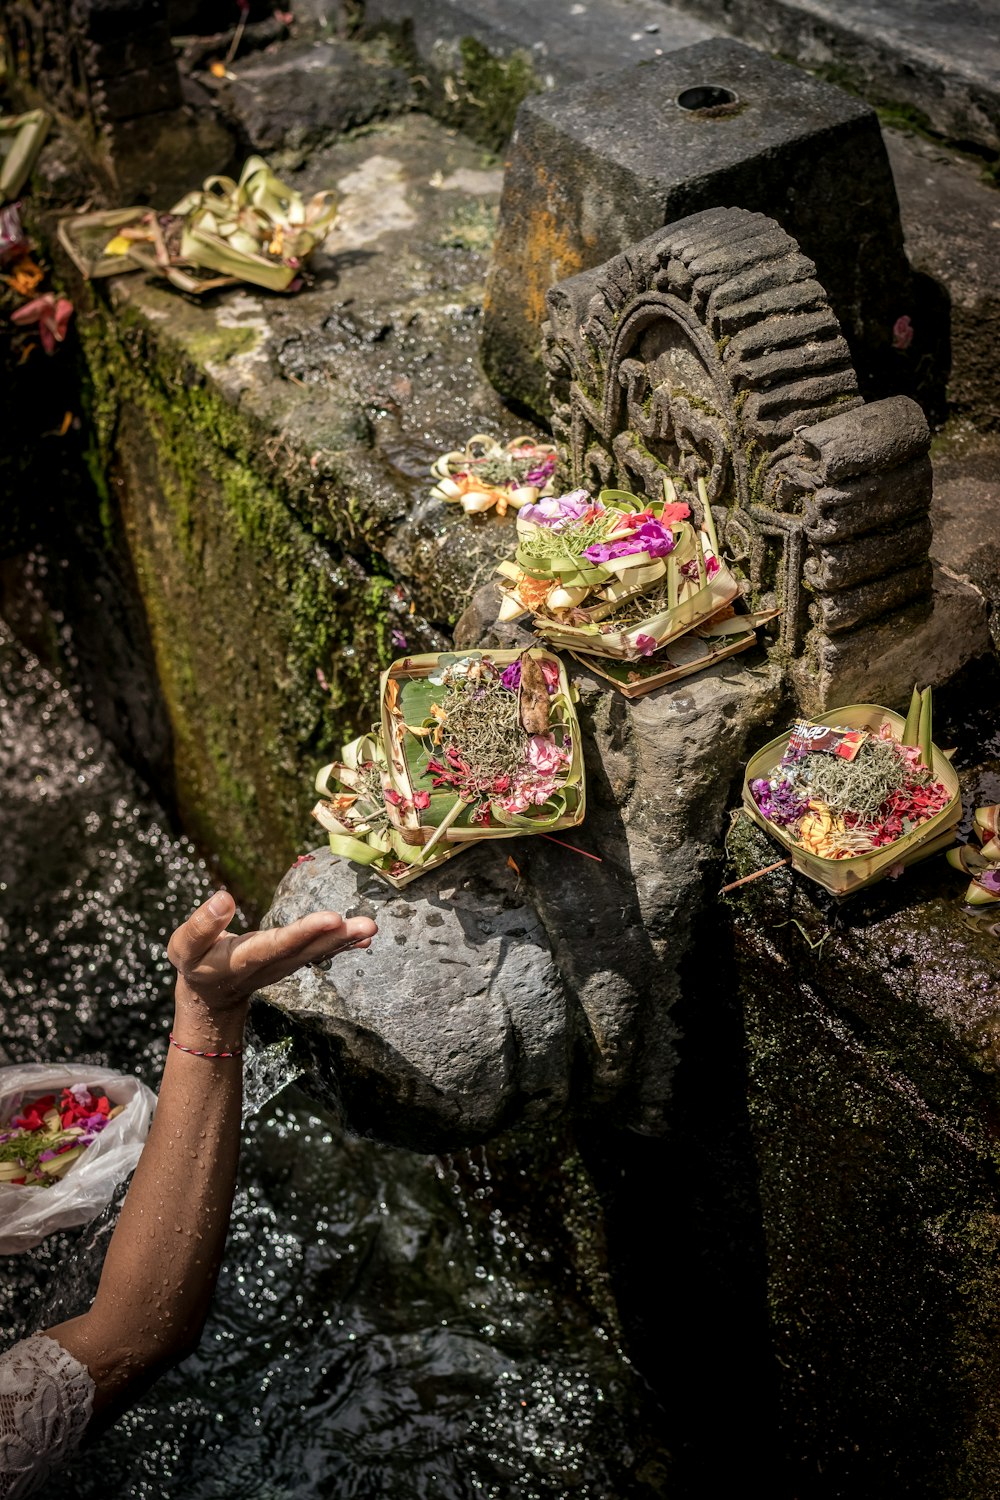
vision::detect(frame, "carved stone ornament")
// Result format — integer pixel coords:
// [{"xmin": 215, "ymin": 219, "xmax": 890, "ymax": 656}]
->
[{"xmin": 542, "ymin": 206, "xmax": 933, "ymax": 680}]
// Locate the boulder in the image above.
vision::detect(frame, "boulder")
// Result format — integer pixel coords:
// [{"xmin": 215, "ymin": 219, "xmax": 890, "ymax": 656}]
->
[
  {"xmin": 256, "ymin": 654, "xmax": 784, "ymax": 1144},
  {"xmin": 256, "ymin": 843, "xmax": 572, "ymax": 1149}
]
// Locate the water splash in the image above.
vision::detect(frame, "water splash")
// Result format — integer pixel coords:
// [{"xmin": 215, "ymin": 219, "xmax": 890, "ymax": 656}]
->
[{"xmin": 241, "ymin": 1034, "xmax": 304, "ymax": 1123}]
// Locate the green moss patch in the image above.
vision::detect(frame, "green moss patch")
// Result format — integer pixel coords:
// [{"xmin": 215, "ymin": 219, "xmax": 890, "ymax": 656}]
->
[{"xmin": 77, "ymin": 294, "xmax": 396, "ymax": 909}]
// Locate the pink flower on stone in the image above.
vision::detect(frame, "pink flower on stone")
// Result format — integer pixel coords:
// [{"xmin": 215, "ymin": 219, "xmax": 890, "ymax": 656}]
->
[
  {"xmin": 892, "ymin": 315, "xmax": 914, "ymax": 350},
  {"xmin": 11, "ymin": 292, "xmax": 74, "ymax": 354}
]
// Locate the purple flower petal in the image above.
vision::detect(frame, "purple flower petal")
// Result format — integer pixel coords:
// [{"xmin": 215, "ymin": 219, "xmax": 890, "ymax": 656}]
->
[
  {"xmin": 583, "ymin": 520, "xmax": 675, "ymax": 563},
  {"xmin": 524, "ymin": 457, "xmax": 556, "ymax": 486},
  {"xmin": 519, "ymin": 489, "xmax": 592, "ymax": 528}
]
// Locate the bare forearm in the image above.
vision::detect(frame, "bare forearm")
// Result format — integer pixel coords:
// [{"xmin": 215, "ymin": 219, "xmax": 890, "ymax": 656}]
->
[
  {"xmin": 39, "ymin": 893, "xmax": 376, "ymax": 1422},
  {"xmin": 47, "ymin": 990, "xmax": 246, "ymax": 1409}
]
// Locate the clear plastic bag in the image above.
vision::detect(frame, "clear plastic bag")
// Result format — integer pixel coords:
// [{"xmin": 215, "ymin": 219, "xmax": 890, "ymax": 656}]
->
[{"xmin": 0, "ymin": 1063, "xmax": 156, "ymax": 1254}]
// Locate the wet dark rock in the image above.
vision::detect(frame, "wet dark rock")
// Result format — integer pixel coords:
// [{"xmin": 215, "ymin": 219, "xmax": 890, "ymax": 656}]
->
[
  {"xmin": 724, "ymin": 809, "xmax": 1000, "ymax": 1495},
  {"xmin": 543, "ymin": 657, "xmax": 784, "ymax": 1125},
  {"xmin": 257, "ymin": 844, "xmax": 573, "ymax": 1148},
  {"xmin": 223, "ymin": 38, "xmax": 414, "ymax": 161}
]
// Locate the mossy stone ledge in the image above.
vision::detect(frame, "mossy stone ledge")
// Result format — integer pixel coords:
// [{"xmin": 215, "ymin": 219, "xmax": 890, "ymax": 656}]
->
[{"xmin": 69, "ymin": 115, "xmax": 531, "ymax": 908}]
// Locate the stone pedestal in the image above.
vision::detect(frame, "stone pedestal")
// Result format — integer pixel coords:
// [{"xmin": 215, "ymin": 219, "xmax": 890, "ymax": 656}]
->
[
  {"xmin": 540, "ymin": 203, "xmax": 989, "ymax": 711},
  {"xmin": 482, "ymin": 37, "xmax": 910, "ymax": 418}
]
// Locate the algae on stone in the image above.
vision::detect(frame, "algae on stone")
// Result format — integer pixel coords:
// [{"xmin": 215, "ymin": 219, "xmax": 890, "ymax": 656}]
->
[{"xmin": 76, "ymin": 294, "xmax": 398, "ymax": 908}]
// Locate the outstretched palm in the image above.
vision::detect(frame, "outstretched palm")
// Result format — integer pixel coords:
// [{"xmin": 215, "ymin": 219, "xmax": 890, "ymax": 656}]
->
[{"xmin": 167, "ymin": 891, "xmax": 377, "ymax": 1012}]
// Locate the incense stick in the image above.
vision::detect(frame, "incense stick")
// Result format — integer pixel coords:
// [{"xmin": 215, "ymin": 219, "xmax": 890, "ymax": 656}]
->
[
  {"xmin": 719, "ymin": 858, "xmax": 790, "ymax": 894},
  {"xmin": 540, "ymin": 834, "xmax": 603, "ymax": 862}
]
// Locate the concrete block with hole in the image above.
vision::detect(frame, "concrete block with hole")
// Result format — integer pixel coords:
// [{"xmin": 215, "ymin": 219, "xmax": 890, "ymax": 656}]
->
[{"xmin": 481, "ymin": 37, "xmax": 910, "ymax": 418}]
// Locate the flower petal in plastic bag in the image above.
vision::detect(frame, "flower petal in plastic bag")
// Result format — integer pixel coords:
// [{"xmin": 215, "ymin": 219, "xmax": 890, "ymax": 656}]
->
[{"xmin": 0, "ymin": 1063, "xmax": 156, "ymax": 1255}]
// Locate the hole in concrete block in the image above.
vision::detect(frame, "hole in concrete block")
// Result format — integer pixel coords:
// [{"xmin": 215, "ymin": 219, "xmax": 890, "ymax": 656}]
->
[{"xmin": 676, "ymin": 85, "xmax": 739, "ymax": 112}]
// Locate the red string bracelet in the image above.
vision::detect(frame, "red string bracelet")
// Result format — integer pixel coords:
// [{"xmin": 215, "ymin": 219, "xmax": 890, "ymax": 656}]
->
[{"xmin": 169, "ymin": 1033, "xmax": 244, "ymax": 1059}]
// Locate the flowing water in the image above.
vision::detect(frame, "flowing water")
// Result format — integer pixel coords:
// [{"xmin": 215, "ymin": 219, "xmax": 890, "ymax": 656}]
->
[{"xmin": 0, "ymin": 619, "xmax": 669, "ymax": 1498}]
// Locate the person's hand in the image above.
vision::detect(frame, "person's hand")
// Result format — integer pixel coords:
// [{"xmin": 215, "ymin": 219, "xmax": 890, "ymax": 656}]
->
[{"xmin": 167, "ymin": 892, "xmax": 377, "ymax": 1033}]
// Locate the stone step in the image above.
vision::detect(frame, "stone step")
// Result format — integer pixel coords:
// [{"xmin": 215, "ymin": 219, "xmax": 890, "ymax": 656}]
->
[
  {"xmin": 362, "ymin": 0, "xmax": 716, "ymax": 90},
  {"xmin": 359, "ymin": 0, "xmax": 1000, "ymax": 155},
  {"xmin": 657, "ymin": 0, "xmax": 1000, "ymax": 155}
]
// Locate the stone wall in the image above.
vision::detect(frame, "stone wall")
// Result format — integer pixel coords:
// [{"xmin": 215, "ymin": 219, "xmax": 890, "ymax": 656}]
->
[
  {"xmin": 725, "ymin": 807, "xmax": 1000, "ymax": 1499},
  {"xmin": 48, "ymin": 113, "xmax": 530, "ymax": 909}
]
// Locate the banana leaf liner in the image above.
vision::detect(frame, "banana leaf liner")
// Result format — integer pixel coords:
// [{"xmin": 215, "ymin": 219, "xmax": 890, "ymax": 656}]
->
[
  {"xmin": 57, "ymin": 207, "xmax": 239, "ymax": 293},
  {"xmin": 571, "ymin": 606, "xmax": 780, "ymax": 697},
  {"xmin": 172, "ymin": 155, "xmax": 336, "ymax": 292},
  {"xmin": 0, "ymin": 110, "xmax": 50, "ymax": 203},
  {"xmin": 379, "ymin": 649, "xmax": 585, "ymax": 848},
  {"xmin": 947, "ymin": 802, "xmax": 1000, "ymax": 906},
  {"xmin": 742, "ymin": 703, "xmax": 961, "ymax": 897},
  {"xmin": 313, "ymin": 732, "xmax": 469, "ymax": 888},
  {"xmin": 431, "ymin": 434, "xmax": 560, "ymax": 517},
  {"xmin": 496, "ymin": 484, "xmax": 739, "ymax": 661}
]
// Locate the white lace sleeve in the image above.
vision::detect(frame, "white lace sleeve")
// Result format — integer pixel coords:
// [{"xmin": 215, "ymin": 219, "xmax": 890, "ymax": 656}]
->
[{"xmin": 0, "ymin": 1335, "xmax": 95, "ymax": 1499}]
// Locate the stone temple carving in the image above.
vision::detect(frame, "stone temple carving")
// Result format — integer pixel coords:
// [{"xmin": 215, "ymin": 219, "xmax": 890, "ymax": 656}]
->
[
  {"xmin": 542, "ymin": 206, "xmax": 934, "ymax": 707},
  {"xmin": 1, "ymin": 0, "xmax": 227, "ymax": 199}
]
